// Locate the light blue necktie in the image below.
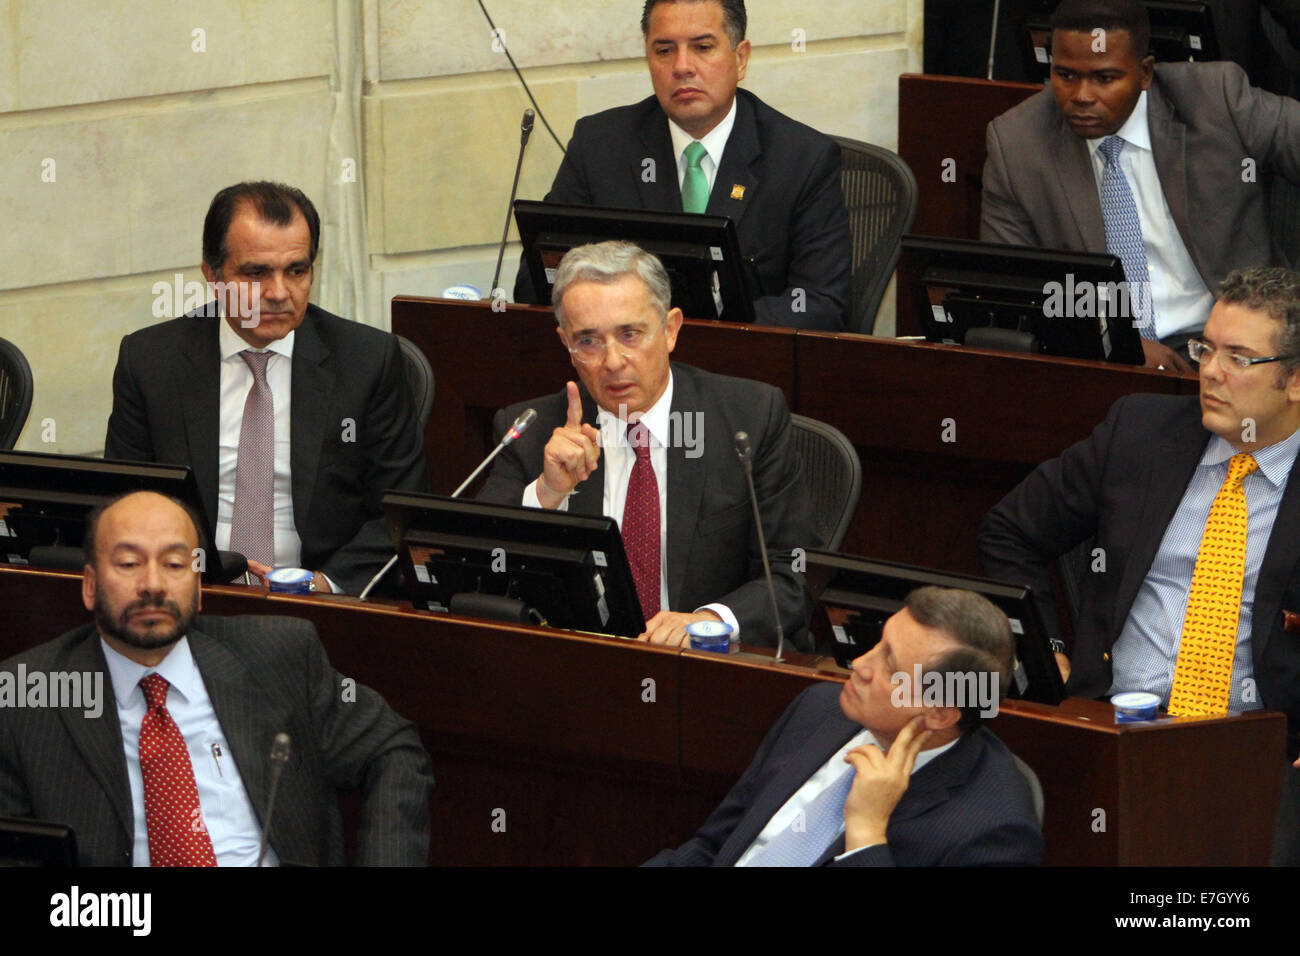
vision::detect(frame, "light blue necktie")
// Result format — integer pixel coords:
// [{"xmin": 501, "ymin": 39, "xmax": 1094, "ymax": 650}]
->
[
  {"xmin": 681, "ymin": 141, "xmax": 710, "ymax": 214},
  {"xmin": 1098, "ymin": 136, "xmax": 1158, "ymax": 340},
  {"xmin": 746, "ymin": 765, "xmax": 856, "ymax": 867}
]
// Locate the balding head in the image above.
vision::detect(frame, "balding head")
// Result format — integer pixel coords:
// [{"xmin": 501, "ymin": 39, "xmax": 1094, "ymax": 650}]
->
[{"xmin": 82, "ymin": 491, "xmax": 203, "ymax": 666}]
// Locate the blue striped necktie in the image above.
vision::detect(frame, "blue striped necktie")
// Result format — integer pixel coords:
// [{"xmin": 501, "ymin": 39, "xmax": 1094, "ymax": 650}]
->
[{"xmin": 1098, "ymin": 136, "xmax": 1158, "ymax": 340}]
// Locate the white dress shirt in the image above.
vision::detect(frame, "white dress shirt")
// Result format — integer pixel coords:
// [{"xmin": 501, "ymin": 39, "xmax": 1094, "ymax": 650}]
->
[
  {"xmin": 668, "ymin": 95, "xmax": 738, "ymax": 196},
  {"xmin": 1085, "ymin": 91, "xmax": 1215, "ymax": 339},
  {"xmin": 736, "ymin": 729, "xmax": 959, "ymax": 866},
  {"xmin": 102, "ymin": 637, "xmax": 277, "ymax": 867},
  {"xmin": 215, "ymin": 318, "xmax": 303, "ymax": 570},
  {"xmin": 523, "ymin": 372, "xmax": 738, "ymax": 635}
]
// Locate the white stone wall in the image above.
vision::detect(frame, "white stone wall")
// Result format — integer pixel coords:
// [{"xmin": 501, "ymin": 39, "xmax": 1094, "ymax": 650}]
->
[{"xmin": 0, "ymin": 0, "xmax": 921, "ymax": 455}]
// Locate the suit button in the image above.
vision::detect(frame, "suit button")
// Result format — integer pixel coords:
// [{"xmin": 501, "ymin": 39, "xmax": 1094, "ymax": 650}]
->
[{"xmin": 1103, "ymin": 652, "xmax": 1110, "ymax": 661}]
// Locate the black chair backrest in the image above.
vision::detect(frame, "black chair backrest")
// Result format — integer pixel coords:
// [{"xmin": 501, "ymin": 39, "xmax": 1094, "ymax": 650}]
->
[
  {"xmin": 0, "ymin": 337, "xmax": 34, "ymax": 451},
  {"xmin": 395, "ymin": 334, "xmax": 436, "ymax": 431},
  {"xmin": 830, "ymin": 137, "xmax": 919, "ymax": 334},
  {"xmin": 790, "ymin": 414, "xmax": 862, "ymax": 552}
]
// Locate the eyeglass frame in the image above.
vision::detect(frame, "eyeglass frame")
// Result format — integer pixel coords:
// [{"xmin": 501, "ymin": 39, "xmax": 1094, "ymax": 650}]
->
[
  {"xmin": 1188, "ymin": 338, "xmax": 1290, "ymax": 373},
  {"xmin": 561, "ymin": 320, "xmax": 663, "ymax": 365}
]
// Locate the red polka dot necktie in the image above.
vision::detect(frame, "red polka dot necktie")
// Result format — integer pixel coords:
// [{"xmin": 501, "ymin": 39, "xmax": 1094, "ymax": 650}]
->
[
  {"xmin": 1168, "ymin": 453, "xmax": 1258, "ymax": 717},
  {"xmin": 623, "ymin": 421, "xmax": 661, "ymax": 621},
  {"xmin": 138, "ymin": 673, "xmax": 217, "ymax": 866}
]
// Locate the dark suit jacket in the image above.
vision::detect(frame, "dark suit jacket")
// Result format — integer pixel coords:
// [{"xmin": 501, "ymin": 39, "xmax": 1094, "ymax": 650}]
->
[
  {"xmin": 476, "ymin": 363, "xmax": 816, "ymax": 649},
  {"xmin": 978, "ymin": 394, "xmax": 1300, "ymax": 759},
  {"xmin": 981, "ymin": 62, "xmax": 1300, "ymax": 300},
  {"xmin": 645, "ymin": 682, "xmax": 1043, "ymax": 866},
  {"xmin": 104, "ymin": 305, "xmax": 429, "ymax": 595},
  {"xmin": 513, "ymin": 89, "xmax": 852, "ymax": 331},
  {"xmin": 0, "ymin": 616, "xmax": 434, "ymax": 866}
]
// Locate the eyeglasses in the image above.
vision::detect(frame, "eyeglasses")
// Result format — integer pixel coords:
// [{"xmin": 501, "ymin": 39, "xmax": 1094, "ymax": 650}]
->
[
  {"xmin": 564, "ymin": 324, "xmax": 659, "ymax": 365},
  {"xmin": 1188, "ymin": 339, "xmax": 1287, "ymax": 372}
]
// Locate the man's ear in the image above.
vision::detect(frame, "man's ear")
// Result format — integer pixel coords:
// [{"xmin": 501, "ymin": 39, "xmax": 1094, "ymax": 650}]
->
[
  {"xmin": 922, "ymin": 704, "xmax": 962, "ymax": 733},
  {"xmin": 201, "ymin": 262, "xmax": 218, "ymax": 287},
  {"xmin": 82, "ymin": 564, "xmax": 96, "ymax": 613},
  {"xmin": 1139, "ymin": 54, "xmax": 1155, "ymax": 90}
]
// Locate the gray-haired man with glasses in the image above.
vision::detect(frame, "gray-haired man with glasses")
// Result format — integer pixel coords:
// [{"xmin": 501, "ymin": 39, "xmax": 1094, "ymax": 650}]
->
[
  {"xmin": 979, "ymin": 265, "xmax": 1300, "ymax": 864},
  {"xmin": 478, "ymin": 241, "xmax": 816, "ymax": 650}
]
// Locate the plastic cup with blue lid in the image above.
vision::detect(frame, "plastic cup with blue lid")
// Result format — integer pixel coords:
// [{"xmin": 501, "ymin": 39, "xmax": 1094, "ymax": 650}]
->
[
  {"xmin": 1111, "ymin": 691, "xmax": 1161, "ymax": 723},
  {"xmin": 686, "ymin": 620, "xmax": 734, "ymax": 654},
  {"xmin": 266, "ymin": 567, "xmax": 314, "ymax": 595}
]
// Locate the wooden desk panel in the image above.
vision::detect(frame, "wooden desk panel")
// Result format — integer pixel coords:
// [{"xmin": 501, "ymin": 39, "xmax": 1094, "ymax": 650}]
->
[{"xmin": 1, "ymin": 568, "xmax": 1285, "ymax": 866}]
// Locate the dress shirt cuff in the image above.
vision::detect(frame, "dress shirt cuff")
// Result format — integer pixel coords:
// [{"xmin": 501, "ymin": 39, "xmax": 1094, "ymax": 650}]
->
[
  {"xmin": 834, "ymin": 842, "xmax": 883, "ymax": 861},
  {"xmin": 696, "ymin": 603, "xmax": 739, "ymax": 640},
  {"xmin": 318, "ymin": 573, "xmax": 339, "ymax": 594},
  {"xmin": 524, "ymin": 478, "xmax": 570, "ymax": 512}
]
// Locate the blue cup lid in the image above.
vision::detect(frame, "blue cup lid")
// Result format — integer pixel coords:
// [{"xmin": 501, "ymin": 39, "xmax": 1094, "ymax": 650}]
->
[
  {"xmin": 267, "ymin": 567, "xmax": 313, "ymax": 586},
  {"xmin": 1111, "ymin": 692, "xmax": 1161, "ymax": 711},
  {"xmin": 685, "ymin": 620, "xmax": 734, "ymax": 639}
]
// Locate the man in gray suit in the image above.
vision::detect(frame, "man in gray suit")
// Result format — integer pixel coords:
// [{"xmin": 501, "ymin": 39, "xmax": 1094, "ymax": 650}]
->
[
  {"xmin": 981, "ymin": 0, "xmax": 1300, "ymax": 372},
  {"xmin": 0, "ymin": 491, "xmax": 433, "ymax": 866}
]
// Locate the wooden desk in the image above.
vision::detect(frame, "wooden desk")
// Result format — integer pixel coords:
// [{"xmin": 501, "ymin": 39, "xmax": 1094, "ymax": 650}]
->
[{"xmin": 1, "ymin": 567, "xmax": 1284, "ymax": 866}]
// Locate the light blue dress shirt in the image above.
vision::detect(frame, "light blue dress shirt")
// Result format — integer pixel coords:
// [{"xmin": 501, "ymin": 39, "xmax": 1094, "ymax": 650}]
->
[
  {"xmin": 102, "ymin": 636, "xmax": 277, "ymax": 866},
  {"xmin": 1110, "ymin": 426, "xmax": 1300, "ymax": 710}
]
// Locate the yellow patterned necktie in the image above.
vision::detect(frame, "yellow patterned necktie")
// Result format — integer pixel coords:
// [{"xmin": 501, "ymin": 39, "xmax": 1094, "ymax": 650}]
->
[{"xmin": 1168, "ymin": 452, "xmax": 1259, "ymax": 717}]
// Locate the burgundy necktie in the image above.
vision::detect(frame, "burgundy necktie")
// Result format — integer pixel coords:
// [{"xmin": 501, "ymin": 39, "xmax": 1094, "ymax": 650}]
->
[
  {"xmin": 229, "ymin": 350, "xmax": 275, "ymax": 577},
  {"xmin": 138, "ymin": 673, "xmax": 217, "ymax": 866},
  {"xmin": 623, "ymin": 421, "xmax": 661, "ymax": 620}
]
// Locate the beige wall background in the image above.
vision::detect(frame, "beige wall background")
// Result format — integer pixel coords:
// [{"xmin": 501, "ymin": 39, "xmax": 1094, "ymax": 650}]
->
[{"xmin": 0, "ymin": 0, "xmax": 922, "ymax": 456}]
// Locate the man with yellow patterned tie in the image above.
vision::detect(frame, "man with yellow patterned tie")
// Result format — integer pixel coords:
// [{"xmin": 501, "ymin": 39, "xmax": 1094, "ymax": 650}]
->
[{"xmin": 979, "ymin": 266, "xmax": 1300, "ymax": 865}]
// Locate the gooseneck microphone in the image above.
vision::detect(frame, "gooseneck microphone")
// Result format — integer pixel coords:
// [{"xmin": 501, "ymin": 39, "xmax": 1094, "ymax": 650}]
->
[
  {"xmin": 357, "ymin": 408, "xmax": 539, "ymax": 600},
  {"xmin": 489, "ymin": 108, "xmax": 535, "ymax": 303},
  {"xmin": 256, "ymin": 732, "xmax": 291, "ymax": 867},
  {"xmin": 734, "ymin": 431, "xmax": 786, "ymax": 663}
]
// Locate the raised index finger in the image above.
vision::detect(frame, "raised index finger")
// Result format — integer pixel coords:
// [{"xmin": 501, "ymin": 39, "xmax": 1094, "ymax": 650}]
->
[
  {"xmin": 565, "ymin": 380, "xmax": 583, "ymax": 429},
  {"xmin": 890, "ymin": 717, "xmax": 931, "ymax": 772}
]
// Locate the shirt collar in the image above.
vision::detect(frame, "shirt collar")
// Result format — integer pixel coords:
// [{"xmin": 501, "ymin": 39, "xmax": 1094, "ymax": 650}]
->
[
  {"xmin": 1201, "ymin": 425, "xmax": 1300, "ymax": 489},
  {"xmin": 1085, "ymin": 90, "xmax": 1151, "ymax": 159},
  {"xmin": 596, "ymin": 369, "xmax": 675, "ymax": 448},
  {"xmin": 669, "ymin": 95, "xmax": 738, "ymax": 173},
  {"xmin": 849, "ymin": 728, "xmax": 960, "ymax": 774},
  {"xmin": 218, "ymin": 312, "xmax": 295, "ymax": 361},
  {"xmin": 102, "ymin": 635, "xmax": 202, "ymax": 709}
]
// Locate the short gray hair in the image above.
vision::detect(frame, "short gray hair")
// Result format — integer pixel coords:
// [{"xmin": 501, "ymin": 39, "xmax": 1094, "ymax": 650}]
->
[
  {"xmin": 904, "ymin": 586, "xmax": 1015, "ymax": 730},
  {"xmin": 551, "ymin": 241, "xmax": 673, "ymax": 328},
  {"xmin": 1217, "ymin": 266, "xmax": 1300, "ymax": 376}
]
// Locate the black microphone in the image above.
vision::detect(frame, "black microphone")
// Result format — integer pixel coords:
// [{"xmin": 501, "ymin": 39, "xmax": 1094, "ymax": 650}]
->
[
  {"xmin": 256, "ymin": 732, "xmax": 291, "ymax": 867},
  {"xmin": 357, "ymin": 408, "xmax": 538, "ymax": 600},
  {"xmin": 489, "ymin": 108, "xmax": 536, "ymax": 304},
  {"xmin": 734, "ymin": 431, "xmax": 786, "ymax": 663}
]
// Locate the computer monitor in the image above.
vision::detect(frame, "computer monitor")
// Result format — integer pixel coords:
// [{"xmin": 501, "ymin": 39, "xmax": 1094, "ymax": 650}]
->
[
  {"xmin": 382, "ymin": 491, "xmax": 647, "ymax": 638},
  {"xmin": 1022, "ymin": 1, "xmax": 1218, "ymax": 81},
  {"xmin": 513, "ymin": 199, "xmax": 757, "ymax": 323},
  {"xmin": 803, "ymin": 549, "xmax": 1068, "ymax": 706},
  {"xmin": 901, "ymin": 234, "xmax": 1145, "ymax": 364},
  {"xmin": 0, "ymin": 450, "xmax": 228, "ymax": 581},
  {"xmin": 0, "ymin": 817, "xmax": 78, "ymax": 866}
]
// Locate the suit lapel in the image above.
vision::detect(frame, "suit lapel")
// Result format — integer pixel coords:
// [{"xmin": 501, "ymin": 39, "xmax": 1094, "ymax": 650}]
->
[
  {"xmin": 289, "ymin": 309, "xmax": 334, "ymax": 530},
  {"xmin": 707, "ymin": 92, "xmax": 759, "ymax": 231},
  {"xmin": 55, "ymin": 627, "xmax": 134, "ymax": 845},
  {"xmin": 186, "ymin": 630, "xmax": 280, "ymax": 837},
  {"xmin": 1113, "ymin": 410, "xmax": 1209, "ymax": 633},
  {"xmin": 1050, "ymin": 114, "xmax": 1107, "ymax": 249},
  {"xmin": 181, "ymin": 314, "xmax": 222, "ymax": 526},
  {"xmin": 1252, "ymin": 451, "xmax": 1300, "ymax": 661},
  {"xmin": 636, "ymin": 101, "xmax": 681, "ymax": 213},
  {"xmin": 723, "ymin": 710, "xmax": 864, "ymax": 866},
  {"xmin": 665, "ymin": 368, "xmax": 703, "ymax": 609},
  {"xmin": 1147, "ymin": 85, "xmax": 1201, "ymax": 279}
]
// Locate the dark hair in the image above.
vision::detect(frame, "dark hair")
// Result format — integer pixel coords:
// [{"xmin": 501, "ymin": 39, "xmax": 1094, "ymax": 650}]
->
[
  {"xmin": 904, "ymin": 586, "xmax": 1014, "ymax": 730},
  {"xmin": 1050, "ymin": 0, "xmax": 1150, "ymax": 59},
  {"xmin": 83, "ymin": 491, "xmax": 207, "ymax": 569},
  {"xmin": 641, "ymin": 0, "xmax": 747, "ymax": 47},
  {"xmin": 1217, "ymin": 266, "xmax": 1300, "ymax": 376},
  {"xmin": 201, "ymin": 181, "xmax": 321, "ymax": 274}
]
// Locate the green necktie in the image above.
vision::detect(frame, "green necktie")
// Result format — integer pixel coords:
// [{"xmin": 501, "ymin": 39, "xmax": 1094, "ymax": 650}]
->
[{"xmin": 681, "ymin": 141, "xmax": 709, "ymax": 214}]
